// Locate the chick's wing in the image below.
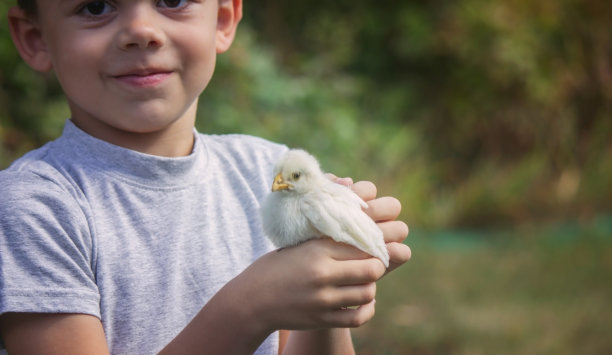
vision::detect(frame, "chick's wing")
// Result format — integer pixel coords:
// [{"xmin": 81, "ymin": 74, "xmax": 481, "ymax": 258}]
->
[{"xmin": 301, "ymin": 182, "xmax": 389, "ymax": 266}]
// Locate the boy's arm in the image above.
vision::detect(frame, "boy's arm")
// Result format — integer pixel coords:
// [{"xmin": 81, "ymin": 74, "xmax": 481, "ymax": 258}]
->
[
  {"xmin": 279, "ymin": 329, "xmax": 355, "ymax": 355},
  {"xmin": 0, "ymin": 313, "xmax": 109, "ymax": 355},
  {"xmin": 1, "ymin": 182, "xmax": 410, "ymax": 355},
  {"xmin": 160, "ymin": 238, "xmax": 385, "ymax": 354},
  {"xmin": 1, "ymin": 289, "xmax": 359, "ymax": 355},
  {"xmin": 0, "ymin": 243, "xmax": 371, "ymax": 355}
]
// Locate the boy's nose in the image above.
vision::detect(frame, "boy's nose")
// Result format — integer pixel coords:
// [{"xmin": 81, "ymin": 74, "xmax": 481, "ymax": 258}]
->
[{"xmin": 117, "ymin": 7, "xmax": 166, "ymax": 50}]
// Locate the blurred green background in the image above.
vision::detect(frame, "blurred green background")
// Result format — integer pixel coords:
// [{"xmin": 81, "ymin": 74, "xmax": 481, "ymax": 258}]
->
[{"xmin": 1, "ymin": 0, "xmax": 611, "ymax": 353}]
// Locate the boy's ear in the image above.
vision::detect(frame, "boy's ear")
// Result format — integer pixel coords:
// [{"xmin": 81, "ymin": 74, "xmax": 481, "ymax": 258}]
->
[
  {"xmin": 7, "ymin": 7, "xmax": 53, "ymax": 72},
  {"xmin": 216, "ymin": 0, "xmax": 242, "ymax": 53}
]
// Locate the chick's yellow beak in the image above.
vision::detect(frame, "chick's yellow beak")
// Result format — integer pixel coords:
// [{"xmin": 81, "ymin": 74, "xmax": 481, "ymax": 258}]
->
[{"xmin": 272, "ymin": 173, "xmax": 291, "ymax": 192}]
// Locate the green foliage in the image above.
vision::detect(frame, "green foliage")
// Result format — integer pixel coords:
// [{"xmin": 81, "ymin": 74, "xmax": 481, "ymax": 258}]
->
[
  {"xmin": 238, "ymin": 0, "xmax": 612, "ymax": 227},
  {"xmin": 1, "ymin": 1, "xmax": 610, "ymax": 228},
  {"xmin": 0, "ymin": 2, "xmax": 67, "ymax": 163}
]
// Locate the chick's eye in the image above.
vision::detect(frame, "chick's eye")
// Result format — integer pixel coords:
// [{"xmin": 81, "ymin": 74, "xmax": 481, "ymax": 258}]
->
[
  {"xmin": 292, "ymin": 172, "xmax": 301, "ymax": 180},
  {"xmin": 158, "ymin": 0, "xmax": 188, "ymax": 8}
]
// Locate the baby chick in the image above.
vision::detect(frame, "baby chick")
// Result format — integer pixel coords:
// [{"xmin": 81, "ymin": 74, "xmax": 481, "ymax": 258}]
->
[{"xmin": 261, "ymin": 149, "xmax": 390, "ymax": 267}]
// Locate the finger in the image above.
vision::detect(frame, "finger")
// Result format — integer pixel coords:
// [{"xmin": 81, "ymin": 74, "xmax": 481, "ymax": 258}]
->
[
  {"xmin": 384, "ymin": 242, "xmax": 412, "ymax": 275},
  {"xmin": 326, "ymin": 283, "xmax": 377, "ymax": 310},
  {"xmin": 305, "ymin": 239, "xmax": 386, "ymax": 284},
  {"xmin": 335, "ymin": 177, "xmax": 354, "ymax": 186},
  {"xmin": 350, "ymin": 181, "xmax": 377, "ymax": 202},
  {"xmin": 325, "ymin": 173, "xmax": 337, "ymax": 180},
  {"xmin": 321, "ymin": 239, "xmax": 373, "ymax": 261},
  {"xmin": 377, "ymin": 220, "xmax": 409, "ymax": 243},
  {"xmin": 324, "ymin": 173, "xmax": 354, "ymax": 186},
  {"xmin": 330, "ymin": 258, "xmax": 386, "ymax": 286},
  {"xmin": 364, "ymin": 196, "xmax": 401, "ymax": 222},
  {"xmin": 322, "ymin": 299, "xmax": 377, "ymax": 328}
]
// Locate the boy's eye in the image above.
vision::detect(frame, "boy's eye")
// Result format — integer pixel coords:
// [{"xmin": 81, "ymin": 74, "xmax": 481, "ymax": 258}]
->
[
  {"xmin": 158, "ymin": 0, "xmax": 188, "ymax": 8},
  {"xmin": 80, "ymin": 1, "xmax": 112, "ymax": 16}
]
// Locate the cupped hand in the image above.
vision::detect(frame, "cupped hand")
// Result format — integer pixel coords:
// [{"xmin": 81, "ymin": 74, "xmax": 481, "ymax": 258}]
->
[
  {"xmin": 328, "ymin": 175, "xmax": 411, "ymax": 274},
  {"xmin": 234, "ymin": 238, "xmax": 386, "ymax": 333}
]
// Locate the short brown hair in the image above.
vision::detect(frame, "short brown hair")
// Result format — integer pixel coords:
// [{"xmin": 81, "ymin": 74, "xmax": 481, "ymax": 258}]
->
[{"xmin": 17, "ymin": 0, "xmax": 37, "ymax": 17}]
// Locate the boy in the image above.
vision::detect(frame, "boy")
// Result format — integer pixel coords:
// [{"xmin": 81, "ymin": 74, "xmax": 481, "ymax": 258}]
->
[{"xmin": 0, "ymin": 0, "xmax": 411, "ymax": 354}]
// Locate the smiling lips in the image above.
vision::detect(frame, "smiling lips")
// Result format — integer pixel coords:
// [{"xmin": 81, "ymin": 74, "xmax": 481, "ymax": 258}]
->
[{"xmin": 113, "ymin": 70, "xmax": 173, "ymax": 88}]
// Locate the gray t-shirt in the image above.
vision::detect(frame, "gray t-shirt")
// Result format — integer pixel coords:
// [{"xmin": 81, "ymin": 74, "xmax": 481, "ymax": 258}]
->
[{"xmin": 0, "ymin": 120, "xmax": 286, "ymax": 354}]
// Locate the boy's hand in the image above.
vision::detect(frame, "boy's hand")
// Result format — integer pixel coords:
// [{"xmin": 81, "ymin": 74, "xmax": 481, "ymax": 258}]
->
[
  {"xmin": 351, "ymin": 180, "xmax": 411, "ymax": 273},
  {"xmin": 328, "ymin": 176, "xmax": 411, "ymax": 274},
  {"xmin": 232, "ymin": 178, "xmax": 410, "ymax": 332},
  {"xmin": 236, "ymin": 238, "xmax": 386, "ymax": 333}
]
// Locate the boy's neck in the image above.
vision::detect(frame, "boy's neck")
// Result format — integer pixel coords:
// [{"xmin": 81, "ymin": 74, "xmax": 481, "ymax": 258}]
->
[{"xmin": 70, "ymin": 105, "xmax": 198, "ymax": 158}]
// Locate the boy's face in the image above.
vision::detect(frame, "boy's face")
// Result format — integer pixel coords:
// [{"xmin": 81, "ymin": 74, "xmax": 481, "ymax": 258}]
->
[{"xmin": 30, "ymin": 0, "xmax": 229, "ymax": 141}]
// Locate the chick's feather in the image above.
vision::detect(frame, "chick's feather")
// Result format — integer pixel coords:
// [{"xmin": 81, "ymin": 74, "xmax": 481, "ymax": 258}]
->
[{"xmin": 261, "ymin": 149, "xmax": 390, "ymax": 267}]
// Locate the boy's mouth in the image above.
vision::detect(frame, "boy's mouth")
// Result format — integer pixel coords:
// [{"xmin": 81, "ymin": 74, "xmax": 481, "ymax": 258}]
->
[{"xmin": 113, "ymin": 69, "xmax": 173, "ymax": 88}]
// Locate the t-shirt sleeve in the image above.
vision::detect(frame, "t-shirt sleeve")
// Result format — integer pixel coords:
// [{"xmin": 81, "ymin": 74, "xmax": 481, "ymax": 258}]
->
[{"xmin": 0, "ymin": 172, "xmax": 100, "ymax": 319}]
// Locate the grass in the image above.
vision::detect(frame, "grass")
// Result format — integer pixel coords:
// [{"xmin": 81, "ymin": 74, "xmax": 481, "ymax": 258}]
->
[{"xmin": 352, "ymin": 215, "xmax": 612, "ymax": 354}]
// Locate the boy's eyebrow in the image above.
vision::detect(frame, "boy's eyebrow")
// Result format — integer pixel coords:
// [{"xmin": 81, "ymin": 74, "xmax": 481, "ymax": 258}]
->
[
  {"xmin": 57, "ymin": 0, "xmax": 72, "ymax": 6},
  {"xmin": 58, "ymin": 0, "xmax": 84, "ymax": 10},
  {"xmin": 59, "ymin": 0, "xmax": 80, "ymax": 6}
]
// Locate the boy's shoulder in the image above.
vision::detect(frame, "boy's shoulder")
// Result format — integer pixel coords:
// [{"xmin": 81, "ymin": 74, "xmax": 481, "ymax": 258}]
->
[
  {"xmin": 0, "ymin": 143, "xmax": 75, "ymax": 208},
  {"xmin": 1, "ymin": 140, "xmax": 64, "ymax": 189},
  {"xmin": 0, "ymin": 163, "xmax": 86, "ymax": 237}
]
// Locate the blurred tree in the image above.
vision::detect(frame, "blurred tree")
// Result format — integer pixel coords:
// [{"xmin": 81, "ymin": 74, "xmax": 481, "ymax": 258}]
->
[
  {"xmin": 242, "ymin": 0, "xmax": 612, "ymax": 225},
  {"xmin": 1, "ymin": 0, "xmax": 610, "ymax": 227}
]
